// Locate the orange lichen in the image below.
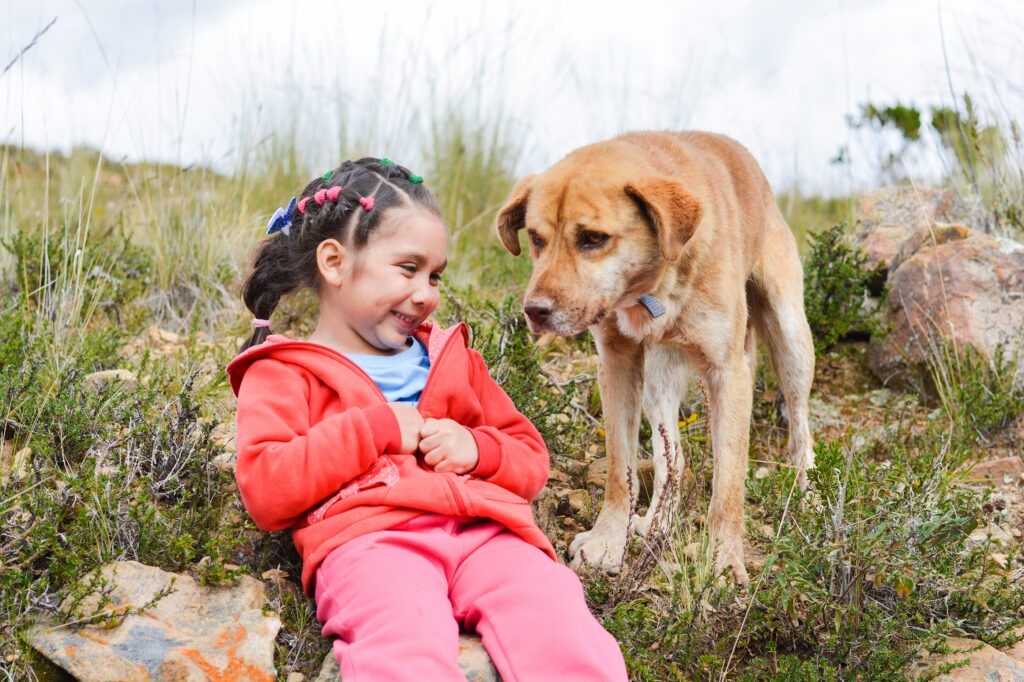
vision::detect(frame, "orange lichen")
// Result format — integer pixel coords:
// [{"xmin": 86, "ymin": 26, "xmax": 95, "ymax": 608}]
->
[
  {"xmin": 78, "ymin": 632, "xmax": 110, "ymax": 646},
  {"xmin": 178, "ymin": 647, "xmax": 273, "ymax": 682}
]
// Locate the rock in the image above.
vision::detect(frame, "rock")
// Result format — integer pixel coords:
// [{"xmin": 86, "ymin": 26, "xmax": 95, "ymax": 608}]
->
[
  {"xmin": 868, "ymin": 229, "xmax": 1024, "ymax": 393},
  {"xmin": 1, "ymin": 443, "xmax": 31, "ymax": 486},
  {"xmin": 850, "ymin": 186, "xmax": 978, "ymax": 276},
  {"xmin": 808, "ymin": 395, "xmax": 843, "ymax": 433},
  {"xmin": 888, "ymin": 223, "xmax": 972, "ymax": 274},
  {"xmin": 754, "ymin": 466, "xmax": 770, "ymax": 480},
  {"xmin": 531, "ymin": 486, "xmax": 558, "ymax": 536},
  {"xmin": 968, "ymin": 456, "xmax": 1024, "ymax": 486},
  {"xmin": 563, "ymin": 458, "xmax": 588, "ymax": 478},
  {"xmin": 546, "ymin": 468, "xmax": 569, "ymax": 484},
  {"xmin": 315, "ymin": 632, "xmax": 500, "ymax": 681},
  {"xmin": 29, "ymin": 561, "xmax": 280, "ymax": 681},
  {"xmin": 1004, "ymin": 628, "xmax": 1024, "ymax": 663},
  {"xmin": 287, "ymin": 673, "xmax": 306, "ymax": 682},
  {"xmin": 567, "ymin": 489, "xmax": 590, "ymax": 514},
  {"xmin": 907, "ymin": 636, "xmax": 1024, "ymax": 680},
  {"xmin": 969, "ymin": 522, "xmax": 1014, "ymax": 547},
  {"xmin": 149, "ymin": 326, "xmax": 185, "ymax": 345},
  {"xmin": 586, "ymin": 457, "xmax": 655, "ymax": 493},
  {"xmin": 84, "ymin": 369, "xmax": 137, "ymax": 390},
  {"xmin": 210, "ymin": 422, "xmax": 238, "ymax": 474},
  {"xmin": 866, "ymin": 387, "xmax": 896, "ymax": 407},
  {"xmin": 212, "ymin": 450, "xmax": 237, "ymax": 474}
]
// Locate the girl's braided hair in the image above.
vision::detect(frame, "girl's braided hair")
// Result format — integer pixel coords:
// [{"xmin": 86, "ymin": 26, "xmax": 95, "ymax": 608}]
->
[{"xmin": 239, "ymin": 157, "xmax": 442, "ymax": 353}]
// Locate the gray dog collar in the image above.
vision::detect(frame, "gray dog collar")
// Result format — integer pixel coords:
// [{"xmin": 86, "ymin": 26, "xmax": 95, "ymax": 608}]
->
[{"xmin": 638, "ymin": 294, "xmax": 665, "ymax": 318}]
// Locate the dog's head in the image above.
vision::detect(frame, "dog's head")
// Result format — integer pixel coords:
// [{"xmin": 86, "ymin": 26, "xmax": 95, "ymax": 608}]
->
[{"xmin": 496, "ymin": 142, "xmax": 704, "ymax": 335}]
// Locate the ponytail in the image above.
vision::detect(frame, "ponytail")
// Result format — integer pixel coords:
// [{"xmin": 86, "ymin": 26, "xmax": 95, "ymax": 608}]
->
[{"xmin": 239, "ymin": 235, "xmax": 301, "ymax": 352}]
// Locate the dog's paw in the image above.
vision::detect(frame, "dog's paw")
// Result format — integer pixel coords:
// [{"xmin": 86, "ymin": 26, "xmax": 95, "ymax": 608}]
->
[
  {"xmin": 630, "ymin": 512, "xmax": 652, "ymax": 537},
  {"xmin": 630, "ymin": 509, "xmax": 672, "ymax": 538},
  {"xmin": 714, "ymin": 539, "xmax": 749, "ymax": 587},
  {"xmin": 569, "ymin": 528, "xmax": 627, "ymax": 574}
]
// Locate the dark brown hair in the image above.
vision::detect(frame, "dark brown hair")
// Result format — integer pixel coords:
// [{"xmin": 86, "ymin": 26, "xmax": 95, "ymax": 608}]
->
[{"xmin": 239, "ymin": 157, "xmax": 442, "ymax": 352}]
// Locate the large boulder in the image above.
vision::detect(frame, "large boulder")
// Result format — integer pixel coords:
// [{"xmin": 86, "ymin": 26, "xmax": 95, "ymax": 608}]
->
[
  {"xmin": 908, "ymin": 635, "xmax": 1024, "ymax": 680},
  {"xmin": 29, "ymin": 561, "xmax": 280, "ymax": 681},
  {"xmin": 850, "ymin": 186, "xmax": 979, "ymax": 277},
  {"xmin": 868, "ymin": 227, "xmax": 1024, "ymax": 393}
]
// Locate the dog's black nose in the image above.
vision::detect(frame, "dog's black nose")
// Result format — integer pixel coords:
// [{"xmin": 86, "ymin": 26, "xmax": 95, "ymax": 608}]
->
[{"xmin": 524, "ymin": 302, "xmax": 552, "ymax": 325}]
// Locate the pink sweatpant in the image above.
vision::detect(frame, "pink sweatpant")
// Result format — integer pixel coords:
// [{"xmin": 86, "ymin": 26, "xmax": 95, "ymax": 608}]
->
[{"xmin": 314, "ymin": 513, "xmax": 628, "ymax": 681}]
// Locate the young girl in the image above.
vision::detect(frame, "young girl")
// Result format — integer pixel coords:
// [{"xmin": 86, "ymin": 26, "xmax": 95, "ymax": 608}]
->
[{"xmin": 228, "ymin": 157, "xmax": 628, "ymax": 681}]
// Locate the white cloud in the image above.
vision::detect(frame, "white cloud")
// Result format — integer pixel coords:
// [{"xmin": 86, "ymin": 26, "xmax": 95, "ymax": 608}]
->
[{"xmin": 2, "ymin": 0, "xmax": 1020, "ymax": 194}]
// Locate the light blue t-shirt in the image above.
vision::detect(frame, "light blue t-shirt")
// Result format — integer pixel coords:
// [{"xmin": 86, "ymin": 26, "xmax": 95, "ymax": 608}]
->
[{"xmin": 346, "ymin": 338, "xmax": 431, "ymax": 407}]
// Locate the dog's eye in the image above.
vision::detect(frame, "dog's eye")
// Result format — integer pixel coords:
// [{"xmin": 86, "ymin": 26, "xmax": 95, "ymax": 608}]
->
[
  {"xmin": 579, "ymin": 231, "xmax": 609, "ymax": 250},
  {"xmin": 528, "ymin": 231, "xmax": 545, "ymax": 249}
]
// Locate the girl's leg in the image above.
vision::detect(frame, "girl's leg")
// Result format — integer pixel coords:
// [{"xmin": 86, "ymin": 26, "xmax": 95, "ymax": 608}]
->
[
  {"xmin": 315, "ymin": 516, "xmax": 464, "ymax": 681},
  {"xmin": 449, "ymin": 526, "xmax": 628, "ymax": 682}
]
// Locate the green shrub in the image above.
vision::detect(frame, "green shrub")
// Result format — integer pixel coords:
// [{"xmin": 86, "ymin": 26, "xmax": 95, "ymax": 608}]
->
[
  {"xmin": 589, "ymin": 428, "xmax": 1022, "ymax": 681},
  {"xmin": 803, "ymin": 223, "xmax": 880, "ymax": 353},
  {"xmin": 925, "ymin": 340, "xmax": 1024, "ymax": 439},
  {"xmin": 0, "ymin": 317, "xmax": 244, "ymax": 679},
  {"xmin": 742, "ymin": 434, "xmax": 1021, "ymax": 678}
]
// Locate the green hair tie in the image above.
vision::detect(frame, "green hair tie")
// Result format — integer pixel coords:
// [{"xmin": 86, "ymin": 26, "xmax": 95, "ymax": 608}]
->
[
  {"xmin": 380, "ymin": 158, "xmax": 393, "ymax": 167},
  {"xmin": 322, "ymin": 170, "xmax": 332, "ymax": 183},
  {"xmin": 408, "ymin": 174, "xmax": 424, "ymax": 184}
]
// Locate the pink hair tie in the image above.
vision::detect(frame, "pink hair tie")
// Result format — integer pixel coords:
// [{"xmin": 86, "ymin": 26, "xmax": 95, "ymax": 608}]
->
[
  {"xmin": 325, "ymin": 185, "xmax": 342, "ymax": 201},
  {"xmin": 314, "ymin": 189, "xmax": 328, "ymax": 205},
  {"xmin": 252, "ymin": 318, "xmax": 271, "ymax": 328},
  {"xmin": 297, "ymin": 197, "xmax": 309, "ymax": 213},
  {"xmin": 359, "ymin": 196, "xmax": 375, "ymax": 212}
]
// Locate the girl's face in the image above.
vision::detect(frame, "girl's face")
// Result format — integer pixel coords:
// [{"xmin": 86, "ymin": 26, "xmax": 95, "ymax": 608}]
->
[{"xmin": 319, "ymin": 206, "xmax": 448, "ymax": 355}]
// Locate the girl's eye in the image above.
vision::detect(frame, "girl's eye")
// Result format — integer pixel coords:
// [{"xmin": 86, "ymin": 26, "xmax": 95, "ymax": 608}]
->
[
  {"xmin": 430, "ymin": 273, "xmax": 443, "ymax": 285},
  {"xmin": 579, "ymin": 231, "xmax": 609, "ymax": 250},
  {"xmin": 400, "ymin": 264, "xmax": 417, "ymax": 274}
]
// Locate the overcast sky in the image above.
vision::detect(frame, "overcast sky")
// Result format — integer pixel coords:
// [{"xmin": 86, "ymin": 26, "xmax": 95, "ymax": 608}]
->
[{"xmin": 2, "ymin": 1, "xmax": 1021, "ymax": 195}]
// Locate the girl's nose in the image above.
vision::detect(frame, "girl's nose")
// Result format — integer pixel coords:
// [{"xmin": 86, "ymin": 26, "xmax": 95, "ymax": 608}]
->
[{"xmin": 410, "ymin": 280, "xmax": 438, "ymax": 307}]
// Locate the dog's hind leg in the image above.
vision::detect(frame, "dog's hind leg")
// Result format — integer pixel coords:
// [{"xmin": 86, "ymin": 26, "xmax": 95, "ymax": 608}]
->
[
  {"xmin": 705, "ymin": 335, "xmax": 754, "ymax": 586},
  {"xmin": 633, "ymin": 344, "xmax": 689, "ymax": 538},
  {"xmin": 750, "ymin": 218, "xmax": 816, "ymax": 489}
]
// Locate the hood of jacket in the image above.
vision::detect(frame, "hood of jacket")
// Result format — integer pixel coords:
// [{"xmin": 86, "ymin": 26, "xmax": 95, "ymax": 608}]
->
[{"xmin": 227, "ymin": 321, "xmax": 469, "ymax": 398}]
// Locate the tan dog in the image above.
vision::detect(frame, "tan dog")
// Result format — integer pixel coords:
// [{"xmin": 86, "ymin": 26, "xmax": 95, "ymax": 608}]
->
[{"xmin": 495, "ymin": 131, "xmax": 815, "ymax": 583}]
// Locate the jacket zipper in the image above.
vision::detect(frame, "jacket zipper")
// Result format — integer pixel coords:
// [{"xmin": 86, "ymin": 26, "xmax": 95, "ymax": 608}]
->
[
  {"xmin": 415, "ymin": 324, "xmax": 469, "ymax": 515},
  {"xmin": 415, "ymin": 323, "xmax": 465, "ymax": 413}
]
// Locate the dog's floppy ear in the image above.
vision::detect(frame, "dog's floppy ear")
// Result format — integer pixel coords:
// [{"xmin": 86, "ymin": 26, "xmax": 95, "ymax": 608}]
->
[
  {"xmin": 624, "ymin": 178, "xmax": 703, "ymax": 262},
  {"xmin": 496, "ymin": 174, "xmax": 535, "ymax": 256}
]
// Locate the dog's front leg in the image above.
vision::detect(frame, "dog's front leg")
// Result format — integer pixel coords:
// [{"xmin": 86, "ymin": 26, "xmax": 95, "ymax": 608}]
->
[
  {"xmin": 706, "ymin": 354, "xmax": 754, "ymax": 586},
  {"xmin": 569, "ymin": 326, "xmax": 644, "ymax": 573}
]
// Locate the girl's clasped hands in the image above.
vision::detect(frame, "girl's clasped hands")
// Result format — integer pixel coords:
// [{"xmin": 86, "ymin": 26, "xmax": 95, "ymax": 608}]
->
[{"xmin": 387, "ymin": 403, "xmax": 479, "ymax": 474}]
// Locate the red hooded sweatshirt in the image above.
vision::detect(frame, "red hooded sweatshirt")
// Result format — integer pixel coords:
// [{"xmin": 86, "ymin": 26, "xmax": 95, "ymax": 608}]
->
[{"xmin": 227, "ymin": 322, "xmax": 555, "ymax": 594}]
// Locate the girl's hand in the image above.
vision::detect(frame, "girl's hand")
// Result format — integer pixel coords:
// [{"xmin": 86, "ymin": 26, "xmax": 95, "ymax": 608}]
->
[
  {"xmin": 418, "ymin": 418, "xmax": 479, "ymax": 474},
  {"xmin": 388, "ymin": 403, "xmax": 425, "ymax": 454}
]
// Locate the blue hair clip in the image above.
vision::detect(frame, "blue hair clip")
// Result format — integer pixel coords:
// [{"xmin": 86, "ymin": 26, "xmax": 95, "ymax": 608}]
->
[{"xmin": 266, "ymin": 197, "xmax": 297, "ymax": 236}]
